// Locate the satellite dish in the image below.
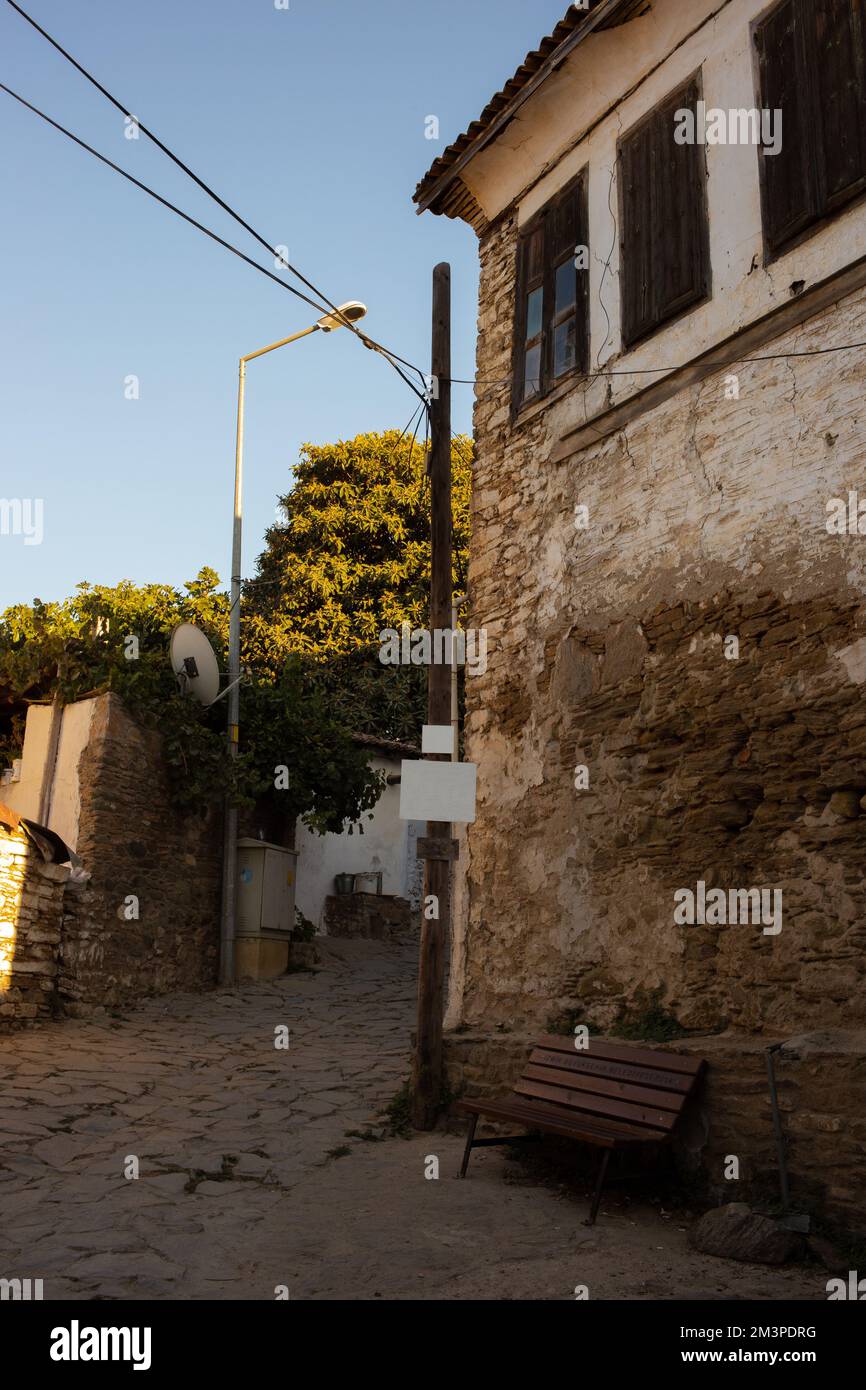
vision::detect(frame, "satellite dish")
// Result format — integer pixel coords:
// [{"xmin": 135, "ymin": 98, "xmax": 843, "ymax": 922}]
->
[{"xmin": 170, "ymin": 624, "xmax": 221, "ymax": 706}]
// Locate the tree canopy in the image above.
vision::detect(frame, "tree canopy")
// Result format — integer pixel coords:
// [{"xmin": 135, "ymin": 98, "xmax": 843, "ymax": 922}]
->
[
  {"xmin": 0, "ymin": 570, "xmax": 379, "ymax": 832},
  {"xmin": 246, "ymin": 428, "xmax": 472, "ymax": 741},
  {"xmin": 0, "ymin": 428, "xmax": 473, "ymax": 825}
]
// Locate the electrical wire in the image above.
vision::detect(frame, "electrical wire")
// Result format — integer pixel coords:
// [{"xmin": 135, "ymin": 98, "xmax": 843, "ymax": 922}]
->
[
  {"xmin": 0, "ymin": 81, "xmax": 429, "ymax": 405},
  {"xmin": 3, "ymin": 0, "xmax": 429, "ymax": 399},
  {"xmin": 450, "ymin": 338, "xmax": 866, "ymax": 389},
  {"xmin": 11, "ymin": 3, "xmax": 862, "ymax": 407},
  {"xmin": 0, "ymin": 83, "xmax": 328, "ymax": 312}
]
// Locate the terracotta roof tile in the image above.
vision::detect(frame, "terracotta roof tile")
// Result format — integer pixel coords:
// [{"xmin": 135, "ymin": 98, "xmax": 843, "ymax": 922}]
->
[{"xmin": 413, "ymin": 0, "xmax": 647, "ymax": 225}]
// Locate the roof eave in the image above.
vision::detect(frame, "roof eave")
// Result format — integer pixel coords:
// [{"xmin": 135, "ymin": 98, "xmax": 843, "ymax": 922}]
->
[{"xmin": 414, "ymin": 0, "xmax": 643, "ymax": 221}]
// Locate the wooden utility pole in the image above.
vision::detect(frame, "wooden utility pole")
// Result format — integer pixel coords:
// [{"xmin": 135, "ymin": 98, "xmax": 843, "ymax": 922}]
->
[{"xmin": 412, "ymin": 262, "xmax": 452, "ymax": 1130}]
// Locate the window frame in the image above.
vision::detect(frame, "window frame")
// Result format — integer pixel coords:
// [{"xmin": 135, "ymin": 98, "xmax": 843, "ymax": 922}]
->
[
  {"xmin": 753, "ymin": 0, "xmax": 866, "ymax": 263},
  {"xmin": 511, "ymin": 169, "xmax": 589, "ymax": 419},
  {"xmin": 617, "ymin": 71, "xmax": 712, "ymax": 351}
]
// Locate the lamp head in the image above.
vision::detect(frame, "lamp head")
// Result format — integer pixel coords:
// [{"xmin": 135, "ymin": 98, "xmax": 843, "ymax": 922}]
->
[{"xmin": 316, "ymin": 300, "xmax": 367, "ymax": 332}]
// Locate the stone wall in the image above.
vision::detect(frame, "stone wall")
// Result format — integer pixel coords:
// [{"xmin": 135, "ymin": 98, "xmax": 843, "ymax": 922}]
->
[
  {"xmin": 447, "ymin": 209, "xmax": 866, "ymax": 1227},
  {"xmin": 0, "ymin": 822, "xmax": 68, "ymax": 1028},
  {"xmin": 58, "ymin": 694, "xmax": 222, "ymax": 1015},
  {"xmin": 323, "ymin": 891, "xmax": 413, "ymax": 941},
  {"xmin": 444, "ymin": 1028, "xmax": 866, "ymax": 1234}
]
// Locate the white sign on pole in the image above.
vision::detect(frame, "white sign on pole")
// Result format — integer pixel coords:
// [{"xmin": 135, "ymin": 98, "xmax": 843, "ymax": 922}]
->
[
  {"xmin": 421, "ymin": 724, "xmax": 455, "ymax": 756},
  {"xmin": 399, "ymin": 760, "xmax": 477, "ymax": 824}
]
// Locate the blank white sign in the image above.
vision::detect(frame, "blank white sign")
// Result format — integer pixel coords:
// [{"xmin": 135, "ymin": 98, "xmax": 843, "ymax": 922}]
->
[
  {"xmin": 421, "ymin": 724, "xmax": 454, "ymax": 755},
  {"xmin": 399, "ymin": 760, "xmax": 477, "ymax": 824}
]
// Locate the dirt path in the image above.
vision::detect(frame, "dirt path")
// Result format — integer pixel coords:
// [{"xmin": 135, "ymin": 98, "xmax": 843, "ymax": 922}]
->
[{"xmin": 0, "ymin": 937, "xmax": 825, "ymax": 1300}]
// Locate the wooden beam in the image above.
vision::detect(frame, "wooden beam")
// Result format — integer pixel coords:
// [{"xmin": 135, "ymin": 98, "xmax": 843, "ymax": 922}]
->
[
  {"xmin": 412, "ymin": 263, "xmax": 453, "ymax": 1132},
  {"xmin": 416, "ymin": 837, "xmax": 460, "ymax": 862}
]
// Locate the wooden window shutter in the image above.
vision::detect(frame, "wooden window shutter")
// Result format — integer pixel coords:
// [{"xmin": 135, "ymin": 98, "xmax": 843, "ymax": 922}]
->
[
  {"xmin": 512, "ymin": 171, "xmax": 588, "ymax": 412},
  {"xmin": 757, "ymin": 0, "xmax": 866, "ymax": 255},
  {"xmin": 756, "ymin": 0, "xmax": 818, "ymax": 252},
  {"xmin": 620, "ymin": 77, "xmax": 710, "ymax": 349},
  {"xmin": 814, "ymin": 0, "xmax": 866, "ymax": 211},
  {"xmin": 620, "ymin": 117, "xmax": 656, "ymax": 346},
  {"xmin": 654, "ymin": 79, "xmax": 710, "ymax": 326}
]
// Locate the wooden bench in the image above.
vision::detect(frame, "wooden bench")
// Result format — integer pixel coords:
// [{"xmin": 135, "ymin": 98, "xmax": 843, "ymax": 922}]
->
[{"xmin": 457, "ymin": 1035, "xmax": 706, "ymax": 1225}]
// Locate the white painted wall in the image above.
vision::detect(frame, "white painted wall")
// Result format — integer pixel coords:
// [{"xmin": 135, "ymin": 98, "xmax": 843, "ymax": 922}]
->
[
  {"xmin": 294, "ymin": 753, "xmax": 425, "ymax": 931},
  {"xmin": 44, "ymin": 700, "xmax": 96, "ymax": 851},
  {"xmin": 2, "ymin": 698, "xmax": 96, "ymax": 850},
  {"xmin": 2, "ymin": 703, "xmax": 53, "ymax": 822},
  {"xmin": 461, "ymin": 0, "xmax": 866, "ymax": 433}
]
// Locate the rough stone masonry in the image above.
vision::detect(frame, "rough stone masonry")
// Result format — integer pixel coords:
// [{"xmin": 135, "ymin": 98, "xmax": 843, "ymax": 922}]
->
[
  {"xmin": 446, "ymin": 208, "xmax": 866, "ymax": 1229},
  {"xmin": 0, "ymin": 819, "xmax": 67, "ymax": 1027}
]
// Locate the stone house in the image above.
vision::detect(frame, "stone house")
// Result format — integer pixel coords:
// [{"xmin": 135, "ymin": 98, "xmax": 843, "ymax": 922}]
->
[{"xmin": 415, "ymin": 0, "xmax": 866, "ymax": 1226}]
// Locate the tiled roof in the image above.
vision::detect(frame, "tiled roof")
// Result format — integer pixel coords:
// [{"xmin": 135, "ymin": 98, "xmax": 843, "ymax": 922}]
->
[
  {"xmin": 413, "ymin": 0, "xmax": 648, "ymax": 228},
  {"xmin": 352, "ymin": 732, "xmax": 420, "ymax": 759}
]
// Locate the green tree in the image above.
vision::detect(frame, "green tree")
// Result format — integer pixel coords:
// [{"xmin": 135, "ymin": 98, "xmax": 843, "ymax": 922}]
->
[
  {"xmin": 0, "ymin": 569, "xmax": 380, "ymax": 830},
  {"xmin": 246, "ymin": 429, "xmax": 472, "ymax": 742}
]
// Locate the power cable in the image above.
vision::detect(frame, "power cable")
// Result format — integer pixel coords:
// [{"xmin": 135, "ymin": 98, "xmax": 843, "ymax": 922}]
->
[
  {"xmin": 3, "ymin": 0, "xmax": 429, "ymax": 398},
  {"xmin": 450, "ymin": 338, "xmax": 866, "ymax": 388},
  {"xmin": 0, "ymin": 81, "xmax": 429, "ymax": 406}
]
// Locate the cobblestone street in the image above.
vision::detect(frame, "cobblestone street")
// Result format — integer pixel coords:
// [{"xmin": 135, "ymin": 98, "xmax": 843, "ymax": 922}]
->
[{"xmin": 0, "ymin": 937, "xmax": 823, "ymax": 1301}]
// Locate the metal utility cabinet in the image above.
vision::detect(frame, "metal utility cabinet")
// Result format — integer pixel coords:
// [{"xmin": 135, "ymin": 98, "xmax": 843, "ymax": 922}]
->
[{"xmin": 234, "ymin": 838, "xmax": 298, "ymax": 979}]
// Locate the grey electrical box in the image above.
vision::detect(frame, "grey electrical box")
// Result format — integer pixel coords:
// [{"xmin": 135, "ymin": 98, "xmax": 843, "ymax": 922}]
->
[{"xmin": 236, "ymin": 839, "xmax": 298, "ymax": 936}]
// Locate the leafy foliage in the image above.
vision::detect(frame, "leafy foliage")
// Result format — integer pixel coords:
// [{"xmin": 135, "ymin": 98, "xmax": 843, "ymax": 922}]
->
[
  {"xmin": 246, "ymin": 429, "xmax": 472, "ymax": 743},
  {"xmin": 0, "ymin": 569, "xmax": 379, "ymax": 830},
  {"xmin": 0, "ymin": 429, "xmax": 473, "ymax": 825}
]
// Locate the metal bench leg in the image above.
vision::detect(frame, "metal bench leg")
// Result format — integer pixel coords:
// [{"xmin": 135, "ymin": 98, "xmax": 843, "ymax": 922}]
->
[
  {"xmin": 585, "ymin": 1149, "xmax": 611, "ymax": 1226},
  {"xmin": 459, "ymin": 1114, "xmax": 478, "ymax": 1178}
]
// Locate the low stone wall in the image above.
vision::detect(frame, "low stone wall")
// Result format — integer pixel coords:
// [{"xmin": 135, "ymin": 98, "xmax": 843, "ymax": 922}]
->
[
  {"xmin": 57, "ymin": 694, "xmax": 222, "ymax": 1016},
  {"xmin": 443, "ymin": 1028, "xmax": 866, "ymax": 1235},
  {"xmin": 324, "ymin": 891, "xmax": 413, "ymax": 940},
  {"xmin": 0, "ymin": 823, "xmax": 69, "ymax": 1029}
]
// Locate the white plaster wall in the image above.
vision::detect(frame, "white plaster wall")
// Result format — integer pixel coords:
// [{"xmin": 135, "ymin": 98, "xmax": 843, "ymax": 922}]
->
[
  {"xmin": 45, "ymin": 699, "xmax": 97, "ymax": 851},
  {"xmin": 294, "ymin": 754, "xmax": 424, "ymax": 930},
  {"xmin": 461, "ymin": 0, "xmax": 866, "ymax": 433},
  {"xmin": 2, "ymin": 698, "xmax": 96, "ymax": 850},
  {"xmin": 2, "ymin": 703, "xmax": 53, "ymax": 821}
]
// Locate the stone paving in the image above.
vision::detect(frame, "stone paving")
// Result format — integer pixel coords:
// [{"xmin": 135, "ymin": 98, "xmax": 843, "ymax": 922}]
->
[{"xmin": 0, "ymin": 936, "xmax": 826, "ymax": 1301}]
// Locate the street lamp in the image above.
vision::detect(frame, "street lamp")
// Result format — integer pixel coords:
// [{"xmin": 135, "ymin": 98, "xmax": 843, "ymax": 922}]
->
[{"xmin": 219, "ymin": 300, "xmax": 368, "ymax": 985}]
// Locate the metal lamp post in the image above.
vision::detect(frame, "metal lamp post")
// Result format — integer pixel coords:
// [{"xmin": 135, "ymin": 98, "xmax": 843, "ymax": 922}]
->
[{"xmin": 219, "ymin": 300, "xmax": 368, "ymax": 985}]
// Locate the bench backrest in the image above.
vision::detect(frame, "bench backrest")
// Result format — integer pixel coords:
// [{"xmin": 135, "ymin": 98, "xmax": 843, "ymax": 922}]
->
[{"xmin": 513, "ymin": 1035, "xmax": 705, "ymax": 1140}]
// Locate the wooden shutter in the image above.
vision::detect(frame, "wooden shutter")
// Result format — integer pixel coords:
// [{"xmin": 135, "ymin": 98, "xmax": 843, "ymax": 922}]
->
[
  {"xmin": 512, "ymin": 221, "xmax": 546, "ymax": 412},
  {"xmin": 757, "ymin": 0, "xmax": 866, "ymax": 255},
  {"xmin": 755, "ymin": 0, "xmax": 818, "ymax": 252},
  {"xmin": 548, "ymin": 174, "xmax": 589, "ymax": 381},
  {"xmin": 654, "ymin": 79, "xmax": 710, "ymax": 326},
  {"xmin": 512, "ymin": 172, "xmax": 588, "ymax": 413},
  {"xmin": 620, "ymin": 116, "xmax": 655, "ymax": 346},
  {"xmin": 814, "ymin": 0, "xmax": 866, "ymax": 211},
  {"xmin": 620, "ymin": 78, "xmax": 710, "ymax": 349}
]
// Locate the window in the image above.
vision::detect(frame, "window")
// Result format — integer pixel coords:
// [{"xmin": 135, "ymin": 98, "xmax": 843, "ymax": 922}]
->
[
  {"xmin": 512, "ymin": 172, "xmax": 588, "ymax": 412},
  {"xmin": 618, "ymin": 77, "xmax": 711, "ymax": 349},
  {"xmin": 755, "ymin": 0, "xmax": 866, "ymax": 257}
]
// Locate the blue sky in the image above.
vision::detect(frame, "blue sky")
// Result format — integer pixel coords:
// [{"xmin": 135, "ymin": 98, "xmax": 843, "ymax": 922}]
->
[{"xmin": 0, "ymin": 0, "xmax": 568, "ymax": 608}]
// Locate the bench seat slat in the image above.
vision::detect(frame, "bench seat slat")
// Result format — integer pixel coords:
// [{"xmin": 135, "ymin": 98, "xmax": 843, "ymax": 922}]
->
[
  {"xmin": 514, "ymin": 1078, "xmax": 678, "ymax": 1131},
  {"xmin": 521, "ymin": 1063, "xmax": 685, "ymax": 1116},
  {"xmin": 458, "ymin": 1095, "xmax": 669, "ymax": 1145},
  {"xmin": 529, "ymin": 1047, "xmax": 694, "ymax": 1096},
  {"xmin": 534, "ymin": 1034, "xmax": 703, "ymax": 1077}
]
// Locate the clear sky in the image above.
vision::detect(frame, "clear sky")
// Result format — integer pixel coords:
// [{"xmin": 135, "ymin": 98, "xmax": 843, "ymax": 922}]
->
[{"xmin": 0, "ymin": 0, "xmax": 568, "ymax": 608}]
